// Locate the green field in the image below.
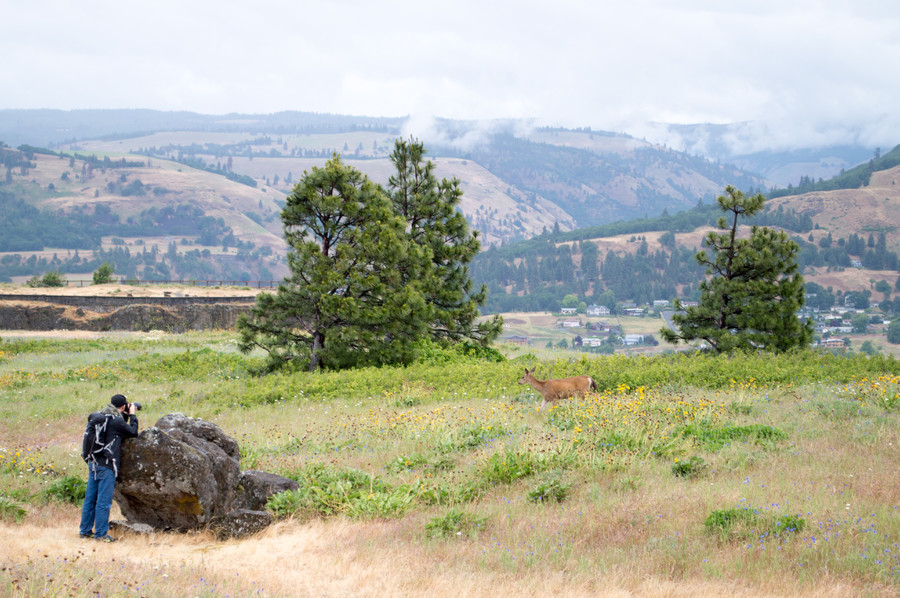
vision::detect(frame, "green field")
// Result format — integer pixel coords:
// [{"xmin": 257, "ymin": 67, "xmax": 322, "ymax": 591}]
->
[{"xmin": 2, "ymin": 332, "xmax": 900, "ymax": 596}]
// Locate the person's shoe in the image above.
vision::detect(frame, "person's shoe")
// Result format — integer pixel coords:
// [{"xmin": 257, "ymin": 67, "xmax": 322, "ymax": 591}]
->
[
  {"xmin": 79, "ymin": 533, "xmax": 93, "ymax": 539},
  {"xmin": 94, "ymin": 534, "xmax": 117, "ymax": 543}
]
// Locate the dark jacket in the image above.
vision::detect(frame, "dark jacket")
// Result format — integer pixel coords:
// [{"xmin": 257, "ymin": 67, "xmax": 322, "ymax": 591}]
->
[{"xmin": 81, "ymin": 404, "xmax": 139, "ymax": 477}]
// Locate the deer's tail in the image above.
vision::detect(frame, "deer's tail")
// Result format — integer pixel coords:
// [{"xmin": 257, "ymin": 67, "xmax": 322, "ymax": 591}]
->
[{"xmin": 590, "ymin": 378, "xmax": 598, "ymax": 392}]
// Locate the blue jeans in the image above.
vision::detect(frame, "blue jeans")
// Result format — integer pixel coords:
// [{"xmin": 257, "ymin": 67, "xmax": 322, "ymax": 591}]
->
[{"xmin": 79, "ymin": 464, "xmax": 115, "ymax": 538}]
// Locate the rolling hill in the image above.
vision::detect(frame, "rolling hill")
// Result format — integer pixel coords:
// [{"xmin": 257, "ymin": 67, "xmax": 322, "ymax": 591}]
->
[
  {"xmin": 0, "ymin": 110, "xmax": 895, "ymax": 298},
  {"xmin": 470, "ymin": 154, "xmax": 900, "ymax": 313}
]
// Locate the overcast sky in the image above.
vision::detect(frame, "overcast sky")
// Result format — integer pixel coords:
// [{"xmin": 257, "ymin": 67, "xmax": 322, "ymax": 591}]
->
[{"xmin": 3, "ymin": 0, "xmax": 898, "ymax": 151}]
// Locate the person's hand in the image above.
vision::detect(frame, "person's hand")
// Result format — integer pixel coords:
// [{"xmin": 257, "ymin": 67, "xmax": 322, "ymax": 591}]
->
[{"xmin": 128, "ymin": 403, "xmax": 137, "ymax": 415}]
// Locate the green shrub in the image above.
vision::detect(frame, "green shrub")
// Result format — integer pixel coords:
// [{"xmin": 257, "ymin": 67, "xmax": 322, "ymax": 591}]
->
[
  {"xmin": 705, "ymin": 507, "xmax": 758, "ymax": 538},
  {"xmin": 774, "ymin": 514, "xmax": 806, "ymax": 534},
  {"xmin": 705, "ymin": 506, "xmax": 806, "ymax": 540},
  {"xmin": 92, "ymin": 262, "xmax": 116, "ymax": 285},
  {"xmin": 0, "ymin": 496, "xmax": 27, "ymax": 523},
  {"xmin": 482, "ymin": 450, "xmax": 538, "ymax": 484},
  {"xmin": 40, "ymin": 270, "xmax": 66, "ymax": 287},
  {"xmin": 671, "ymin": 456, "xmax": 707, "ymax": 478},
  {"xmin": 425, "ymin": 508, "xmax": 487, "ymax": 539},
  {"xmin": 418, "ymin": 480, "xmax": 484, "ymax": 506},
  {"xmin": 43, "ymin": 475, "xmax": 86, "ymax": 504},
  {"xmin": 414, "ymin": 339, "xmax": 505, "ymax": 365},
  {"xmin": 265, "ymin": 488, "xmax": 304, "ymax": 518},
  {"xmin": 268, "ymin": 463, "xmax": 416, "ymax": 520},
  {"xmin": 527, "ymin": 478, "xmax": 568, "ymax": 503}
]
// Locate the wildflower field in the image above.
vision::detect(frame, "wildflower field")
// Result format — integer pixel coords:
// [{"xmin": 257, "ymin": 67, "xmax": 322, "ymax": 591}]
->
[{"xmin": 1, "ymin": 331, "xmax": 900, "ymax": 597}]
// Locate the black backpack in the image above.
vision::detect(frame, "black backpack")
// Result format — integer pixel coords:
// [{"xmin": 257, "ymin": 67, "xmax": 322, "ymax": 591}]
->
[{"xmin": 81, "ymin": 412, "xmax": 117, "ymax": 473}]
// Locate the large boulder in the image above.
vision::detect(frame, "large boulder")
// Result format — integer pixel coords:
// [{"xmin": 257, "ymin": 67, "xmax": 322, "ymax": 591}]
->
[
  {"xmin": 113, "ymin": 413, "xmax": 293, "ymax": 538},
  {"xmin": 235, "ymin": 470, "xmax": 298, "ymax": 511},
  {"xmin": 208, "ymin": 509, "xmax": 275, "ymax": 541}
]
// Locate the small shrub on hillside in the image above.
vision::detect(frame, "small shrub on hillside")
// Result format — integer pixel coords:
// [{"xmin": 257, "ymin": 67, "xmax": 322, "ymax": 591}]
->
[
  {"xmin": 482, "ymin": 450, "xmax": 538, "ymax": 484},
  {"xmin": 527, "ymin": 478, "xmax": 568, "ymax": 503},
  {"xmin": 0, "ymin": 496, "xmax": 27, "ymax": 523},
  {"xmin": 265, "ymin": 489, "xmax": 303, "ymax": 518},
  {"xmin": 705, "ymin": 506, "xmax": 806, "ymax": 541},
  {"xmin": 418, "ymin": 480, "xmax": 484, "ymax": 506},
  {"xmin": 92, "ymin": 262, "xmax": 115, "ymax": 285},
  {"xmin": 425, "ymin": 508, "xmax": 487, "ymax": 539},
  {"xmin": 774, "ymin": 514, "xmax": 806, "ymax": 533},
  {"xmin": 614, "ymin": 476, "xmax": 641, "ymax": 493},
  {"xmin": 547, "ymin": 407, "xmax": 577, "ymax": 431},
  {"xmin": 26, "ymin": 270, "xmax": 66, "ymax": 288},
  {"xmin": 239, "ymin": 445, "xmax": 263, "ymax": 470},
  {"xmin": 815, "ymin": 398, "xmax": 867, "ymax": 421},
  {"xmin": 269, "ymin": 463, "xmax": 416, "ymax": 520},
  {"xmin": 43, "ymin": 475, "xmax": 86, "ymax": 504},
  {"xmin": 671, "ymin": 456, "xmax": 707, "ymax": 479},
  {"xmin": 705, "ymin": 507, "xmax": 759, "ymax": 539}
]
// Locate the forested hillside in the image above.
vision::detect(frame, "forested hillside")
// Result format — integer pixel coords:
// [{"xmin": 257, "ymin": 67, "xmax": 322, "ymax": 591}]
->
[
  {"xmin": 0, "ymin": 144, "xmax": 286, "ymax": 282},
  {"xmin": 472, "ymin": 157, "xmax": 900, "ymax": 314},
  {"xmin": 0, "ymin": 111, "xmax": 894, "ymax": 295}
]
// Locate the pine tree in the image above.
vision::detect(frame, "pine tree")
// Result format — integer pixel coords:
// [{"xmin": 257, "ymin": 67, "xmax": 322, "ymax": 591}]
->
[
  {"xmin": 660, "ymin": 186, "xmax": 813, "ymax": 352},
  {"xmin": 387, "ymin": 138, "xmax": 502, "ymax": 347},
  {"xmin": 238, "ymin": 143, "xmax": 502, "ymax": 373},
  {"xmin": 237, "ymin": 154, "xmax": 426, "ymax": 372}
]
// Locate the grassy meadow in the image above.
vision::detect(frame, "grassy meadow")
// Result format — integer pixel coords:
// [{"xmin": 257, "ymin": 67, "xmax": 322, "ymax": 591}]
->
[{"xmin": 2, "ymin": 331, "xmax": 900, "ymax": 596}]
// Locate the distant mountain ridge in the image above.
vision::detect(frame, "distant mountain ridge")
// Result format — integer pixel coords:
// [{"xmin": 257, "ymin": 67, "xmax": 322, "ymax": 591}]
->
[
  {"xmin": 0, "ymin": 109, "xmax": 892, "ymax": 289},
  {"xmin": 0, "ymin": 109, "xmax": 774, "ymax": 243},
  {"xmin": 0, "ymin": 109, "xmax": 403, "ymax": 148}
]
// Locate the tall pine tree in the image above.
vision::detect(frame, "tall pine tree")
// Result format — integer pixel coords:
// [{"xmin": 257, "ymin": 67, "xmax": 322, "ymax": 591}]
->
[
  {"xmin": 661, "ymin": 186, "xmax": 813, "ymax": 352},
  {"xmin": 388, "ymin": 138, "xmax": 502, "ymax": 347},
  {"xmin": 238, "ymin": 143, "xmax": 502, "ymax": 373},
  {"xmin": 237, "ymin": 154, "xmax": 426, "ymax": 372}
]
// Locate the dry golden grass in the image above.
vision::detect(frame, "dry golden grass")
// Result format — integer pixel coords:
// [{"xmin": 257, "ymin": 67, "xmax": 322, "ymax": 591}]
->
[{"xmin": 2, "ymin": 513, "xmax": 888, "ymax": 598}]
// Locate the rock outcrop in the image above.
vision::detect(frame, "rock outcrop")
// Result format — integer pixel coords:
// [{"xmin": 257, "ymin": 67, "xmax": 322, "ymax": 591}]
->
[
  {"xmin": 0, "ymin": 296, "xmax": 253, "ymax": 331},
  {"xmin": 113, "ymin": 413, "xmax": 296, "ymax": 539}
]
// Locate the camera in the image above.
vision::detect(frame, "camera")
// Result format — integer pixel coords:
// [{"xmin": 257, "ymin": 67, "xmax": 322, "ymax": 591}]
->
[{"xmin": 126, "ymin": 401, "xmax": 142, "ymax": 412}]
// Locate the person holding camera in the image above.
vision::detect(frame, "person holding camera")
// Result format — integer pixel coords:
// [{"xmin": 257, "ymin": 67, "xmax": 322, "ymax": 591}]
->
[{"xmin": 79, "ymin": 393, "xmax": 139, "ymax": 542}]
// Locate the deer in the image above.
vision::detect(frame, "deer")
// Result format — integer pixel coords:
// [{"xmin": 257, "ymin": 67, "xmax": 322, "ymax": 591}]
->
[{"xmin": 518, "ymin": 367, "xmax": 597, "ymax": 412}]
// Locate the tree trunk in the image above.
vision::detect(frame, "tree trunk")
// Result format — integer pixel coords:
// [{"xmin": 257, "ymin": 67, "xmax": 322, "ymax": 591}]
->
[{"xmin": 309, "ymin": 331, "xmax": 325, "ymax": 372}]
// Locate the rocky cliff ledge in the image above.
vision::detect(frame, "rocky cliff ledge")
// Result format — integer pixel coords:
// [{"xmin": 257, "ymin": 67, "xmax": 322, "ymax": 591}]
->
[{"xmin": 0, "ymin": 294, "xmax": 256, "ymax": 332}]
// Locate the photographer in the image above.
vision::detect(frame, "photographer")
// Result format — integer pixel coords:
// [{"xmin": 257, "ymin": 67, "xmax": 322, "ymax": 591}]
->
[{"xmin": 78, "ymin": 393, "xmax": 139, "ymax": 542}]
